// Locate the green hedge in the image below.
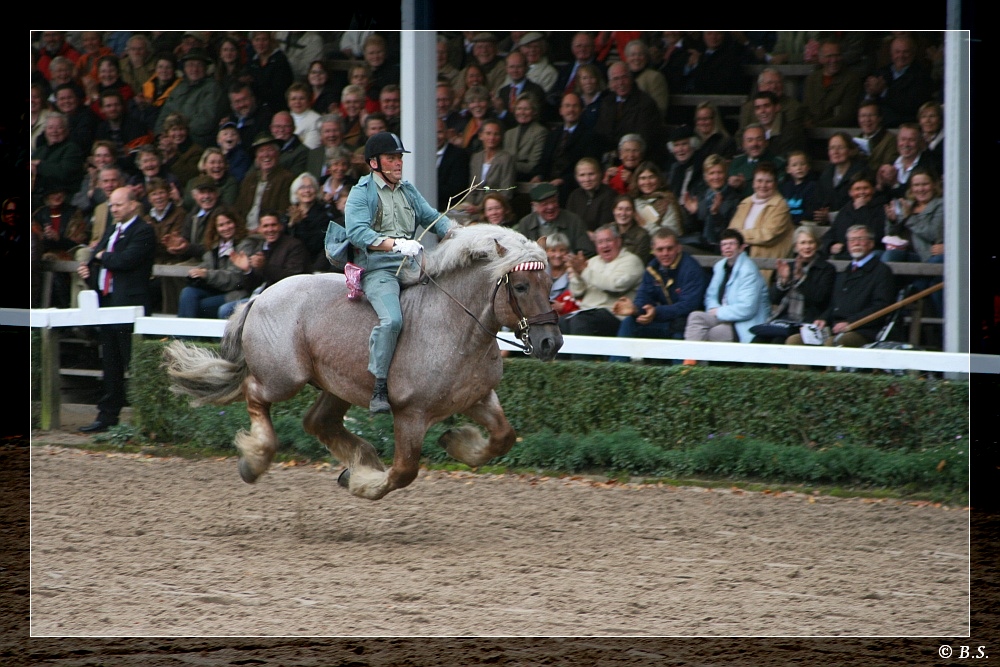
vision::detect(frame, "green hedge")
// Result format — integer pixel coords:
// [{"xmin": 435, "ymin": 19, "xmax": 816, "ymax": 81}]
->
[
  {"xmin": 122, "ymin": 340, "xmax": 968, "ymax": 498},
  {"xmin": 496, "ymin": 359, "xmax": 968, "ymax": 452}
]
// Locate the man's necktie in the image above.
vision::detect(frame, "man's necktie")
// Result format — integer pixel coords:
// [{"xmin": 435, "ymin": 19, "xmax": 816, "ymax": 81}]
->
[{"xmin": 102, "ymin": 223, "xmax": 122, "ymax": 295}]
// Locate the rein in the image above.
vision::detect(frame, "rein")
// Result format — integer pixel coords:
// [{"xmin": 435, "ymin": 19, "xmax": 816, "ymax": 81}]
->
[{"xmin": 420, "ymin": 259, "xmax": 558, "ymax": 355}]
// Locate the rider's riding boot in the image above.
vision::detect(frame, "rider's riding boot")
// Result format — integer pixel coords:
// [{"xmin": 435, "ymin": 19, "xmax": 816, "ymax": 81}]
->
[{"xmin": 369, "ymin": 378, "xmax": 390, "ymax": 414}]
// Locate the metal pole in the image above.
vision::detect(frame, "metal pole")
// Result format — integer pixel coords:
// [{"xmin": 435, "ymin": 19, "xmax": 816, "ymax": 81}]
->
[{"xmin": 942, "ymin": 30, "xmax": 970, "ymax": 379}]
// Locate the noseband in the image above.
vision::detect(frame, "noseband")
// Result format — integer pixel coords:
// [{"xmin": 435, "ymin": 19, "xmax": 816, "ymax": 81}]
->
[{"xmin": 490, "ymin": 261, "xmax": 559, "ymax": 355}]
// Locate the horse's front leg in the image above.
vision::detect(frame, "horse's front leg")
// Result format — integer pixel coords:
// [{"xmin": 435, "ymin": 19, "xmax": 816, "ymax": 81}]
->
[
  {"xmin": 345, "ymin": 412, "xmax": 428, "ymax": 501},
  {"xmin": 438, "ymin": 390, "xmax": 516, "ymax": 467}
]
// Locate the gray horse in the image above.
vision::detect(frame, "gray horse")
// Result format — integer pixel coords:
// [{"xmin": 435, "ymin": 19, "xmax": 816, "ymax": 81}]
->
[{"xmin": 164, "ymin": 224, "xmax": 563, "ymax": 500}]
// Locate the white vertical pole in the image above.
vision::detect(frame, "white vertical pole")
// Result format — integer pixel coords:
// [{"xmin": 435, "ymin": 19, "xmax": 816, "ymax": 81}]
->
[
  {"xmin": 400, "ymin": 29, "xmax": 438, "ymax": 207},
  {"xmin": 942, "ymin": 30, "xmax": 970, "ymax": 370}
]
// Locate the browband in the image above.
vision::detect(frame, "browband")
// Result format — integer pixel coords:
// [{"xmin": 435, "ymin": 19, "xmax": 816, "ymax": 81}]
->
[{"xmin": 510, "ymin": 261, "xmax": 546, "ymax": 272}]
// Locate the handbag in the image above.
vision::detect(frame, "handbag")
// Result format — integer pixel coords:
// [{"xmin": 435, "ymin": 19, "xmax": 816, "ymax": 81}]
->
[
  {"xmin": 324, "ymin": 221, "xmax": 354, "ymax": 271},
  {"xmin": 749, "ymin": 319, "xmax": 804, "ymax": 339}
]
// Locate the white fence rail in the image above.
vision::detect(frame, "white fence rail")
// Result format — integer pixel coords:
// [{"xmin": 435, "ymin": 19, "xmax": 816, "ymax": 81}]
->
[
  {"xmin": 5, "ymin": 290, "xmax": 997, "ymax": 375},
  {"xmin": 6, "ymin": 290, "xmax": 996, "ymax": 431}
]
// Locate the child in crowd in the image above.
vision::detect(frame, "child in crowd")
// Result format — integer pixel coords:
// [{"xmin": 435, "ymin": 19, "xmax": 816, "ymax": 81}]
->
[
  {"xmin": 216, "ymin": 123, "xmax": 251, "ymax": 183},
  {"xmin": 779, "ymin": 150, "xmax": 817, "ymax": 225}
]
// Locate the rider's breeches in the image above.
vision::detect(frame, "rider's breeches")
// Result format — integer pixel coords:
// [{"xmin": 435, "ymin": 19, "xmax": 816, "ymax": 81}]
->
[{"xmin": 363, "ymin": 269, "xmax": 403, "ymax": 379}]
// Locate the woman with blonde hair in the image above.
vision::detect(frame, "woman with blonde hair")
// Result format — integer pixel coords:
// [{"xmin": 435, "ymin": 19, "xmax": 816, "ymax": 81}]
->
[
  {"xmin": 182, "ymin": 147, "xmax": 237, "ymax": 209},
  {"xmin": 750, "ymin": 224, "xmax": 835, "ymax": 344},
  {"xmin": 692, "ymin": 101, "xmax": 737, "ymax": 160}
]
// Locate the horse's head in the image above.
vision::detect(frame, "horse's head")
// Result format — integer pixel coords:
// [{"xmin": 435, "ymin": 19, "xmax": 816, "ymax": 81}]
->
[{"xmin": 493, "ymin": 263, "xmax": 563, "ymax": 362}]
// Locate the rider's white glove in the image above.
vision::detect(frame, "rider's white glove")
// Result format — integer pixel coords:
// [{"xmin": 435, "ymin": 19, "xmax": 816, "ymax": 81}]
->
[{"xmin": 392, "ymin": 239, "xmax": 423, "ymax": 257}]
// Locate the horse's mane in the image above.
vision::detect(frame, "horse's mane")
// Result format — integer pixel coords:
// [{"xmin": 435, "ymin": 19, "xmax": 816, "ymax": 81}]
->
[{"xmin": 418, "ymin": 224, "xmax": 547, "ymax": 283}]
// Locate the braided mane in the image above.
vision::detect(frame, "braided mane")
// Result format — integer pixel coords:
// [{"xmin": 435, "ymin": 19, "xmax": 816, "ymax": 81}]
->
[{"xmin": 417, "ymin": 224, "xmax": 548, "ymax": 283}]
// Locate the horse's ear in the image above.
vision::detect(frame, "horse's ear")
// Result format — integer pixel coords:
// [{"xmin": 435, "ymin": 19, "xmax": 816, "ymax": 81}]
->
[
  {"xmin": 494, "ymin": 239, "xmax": 508, "ymax": 257},
  {"xmin": 537, "ymin": 235, "xmax": 548, "ymax": 251}
]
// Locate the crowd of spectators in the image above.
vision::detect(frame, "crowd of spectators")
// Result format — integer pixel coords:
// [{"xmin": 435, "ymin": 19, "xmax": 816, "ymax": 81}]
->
[{"xmin": 29, "ymin": 30, "xmax": 948, "ymax": 363}]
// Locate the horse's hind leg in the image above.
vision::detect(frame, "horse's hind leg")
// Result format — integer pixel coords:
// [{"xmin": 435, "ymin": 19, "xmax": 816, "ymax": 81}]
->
[
  {"xmin": 234, "ymin": 375, "xmax": 278, "ymax": 483},
  {"xmin": 302, "ymin": 391, "xmax": 386, "ymax": 493},
  {"xmin": 439, "ymin": 389, "xmax": 516, "ymax": 467}
]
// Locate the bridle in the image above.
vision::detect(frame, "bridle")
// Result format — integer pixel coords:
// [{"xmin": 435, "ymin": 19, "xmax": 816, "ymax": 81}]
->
[
  {"xmin": 421, "ymin": 259, "xmax": 559, "ymax": 355},
  {"xmin": 490, "ymin": 261, "xmax": 560, "ymax": 354}
]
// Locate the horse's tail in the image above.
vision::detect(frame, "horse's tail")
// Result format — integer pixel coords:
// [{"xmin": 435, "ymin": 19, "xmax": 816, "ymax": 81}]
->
[{"xmin": 162, "ymin": 299, "xmax": 256, "ymax": 407}]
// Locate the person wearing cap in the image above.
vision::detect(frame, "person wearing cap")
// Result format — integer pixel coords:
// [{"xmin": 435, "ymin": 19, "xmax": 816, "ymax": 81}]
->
[
  {"xmin": 157, "ymin": 173, "xmax": 221, "ymax": 314},
  {"xmin": 235, "ymin": 133, "xmax": 295, "ymax": 231},
  {"xmin": 216, "ymin": 121, "xmax": 252, "ymax": 183},
  {"xmin": 517, "ymin": 32, "xmax": 558, "ymax": 95},
  {"xmin": 345, "ymin": 131, "xmax": 457, "ymax": 414},
  {"xmin": 665, "ymin": 125, "xmax": 705, "ymax": 238},
  {"xmin": 516, "ymin": 182, "xmax": 595, "ymax": 258},
  {"xmin": 164, "ymin": 175, "xmax": 220, "ymax": 264},
  {"xmin": 154, "ymin": 47, "xmax": 226, "ymax": 148},
  {"xmin": 461, "ymin": 33, "xmax": 506, "ymax": 95}
]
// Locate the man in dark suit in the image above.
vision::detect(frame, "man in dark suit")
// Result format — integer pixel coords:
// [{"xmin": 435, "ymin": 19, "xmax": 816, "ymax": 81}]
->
[
  {"xmin": 863, "ymin": 34, "xmax": 936, "ymax": 128},
  {"xmin": 495, "ymin": 51, "xmax": 550, "ymax": 128},
  {"xmin": 436, "ymin": 119, "xmax": 470, "ymax": 211},
  {"xmin": 592, "ymin": 62, "xmax": 667, "ymax": 164},
  {"xmin": 551, "ymin": 32, "xmax": 606, "ymax": 105},
  {"xmin": 683, "ymin": 31, "xmax": 749, "ymax": 95},
  {"xmin": 270, "ymin": 111, "xmax": 309, "ymax": 176},
  {"xmin": 76, "ymin": 187, "xmax": 156, "ymax": 432},
  {"xmin": 537, "ymin": 92, "xmax": 601, "ymax": 206},
  {"xmin": 223, "ymin": 83, "xmax": 274, "ymax": 150},
  {"xmin": 787, "ymin": 224, "xmax": 896, "ymax": 349}
]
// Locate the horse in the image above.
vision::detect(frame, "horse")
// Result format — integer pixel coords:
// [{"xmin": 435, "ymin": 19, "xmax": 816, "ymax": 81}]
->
[{"xmin": 163, "ymin": 224, "xmax": 563, "ymax": 500}]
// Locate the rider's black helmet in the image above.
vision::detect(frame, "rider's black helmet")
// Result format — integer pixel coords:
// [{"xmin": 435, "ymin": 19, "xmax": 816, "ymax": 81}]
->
[{"xmin": 364, "ymin": 132, "xmax": 410, "ymax": 162}]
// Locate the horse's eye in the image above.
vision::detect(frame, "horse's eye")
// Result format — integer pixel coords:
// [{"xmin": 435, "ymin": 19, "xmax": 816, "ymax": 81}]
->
[{"xmin": 513, "ymin": 282, "xmax": 529, "ymax": 294}]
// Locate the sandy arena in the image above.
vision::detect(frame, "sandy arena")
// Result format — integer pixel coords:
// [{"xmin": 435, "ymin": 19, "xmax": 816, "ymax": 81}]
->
[{"xmin": 29, "ymin": 444, "xmax": 968, "ymax": 638}]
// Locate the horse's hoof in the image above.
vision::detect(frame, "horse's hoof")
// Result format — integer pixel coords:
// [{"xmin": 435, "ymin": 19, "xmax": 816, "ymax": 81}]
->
[
  {"xmin": 337, "ymin": 468, "xmax": 351, "ymax": 489},
  {"xmin": 238, "ymin": 458, "xmax": 259, "ymax": 484}
]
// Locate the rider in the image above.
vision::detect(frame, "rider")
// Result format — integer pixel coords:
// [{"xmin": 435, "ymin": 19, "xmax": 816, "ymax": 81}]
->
[{"xmin": 346, "ymin": 131, "xmax": 457, "ymax": 414}]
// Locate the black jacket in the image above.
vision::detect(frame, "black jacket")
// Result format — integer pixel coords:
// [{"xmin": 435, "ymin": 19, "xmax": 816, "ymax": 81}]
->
[
  {"xmin": 86, "ymin": 216, "xmax": 156, "ymax": 312},
  {"xmin": 821, "ymin": 255, "xmax": 896, "ymax": 342}
]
